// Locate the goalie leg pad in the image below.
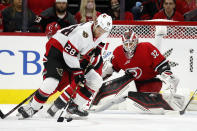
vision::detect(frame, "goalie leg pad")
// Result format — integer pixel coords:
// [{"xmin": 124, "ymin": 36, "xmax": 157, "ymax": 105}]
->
[
  {"xmin": 128, "ymin": 91, "xmax": 173, "ymax": 110},
  {"xmin": 92, "ymin": 75, "xmax": 134, "ymax": 105},
  {"xmin": 162, "ymin": 93, "xmax": 185, "ymax": 111}
]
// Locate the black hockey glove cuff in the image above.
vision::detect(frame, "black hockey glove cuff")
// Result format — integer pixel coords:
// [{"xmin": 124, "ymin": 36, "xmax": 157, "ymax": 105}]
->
[
  {"xmin": 80, "ymin": 59, "xmax": 89, "ymax": 70},
  {"xmin": 88, "ymin": 42, "xmax": 105, "ymax": 57},
  {"xmin": 80, "ymin": 59, "xmax": 94, "ymax": 74}
]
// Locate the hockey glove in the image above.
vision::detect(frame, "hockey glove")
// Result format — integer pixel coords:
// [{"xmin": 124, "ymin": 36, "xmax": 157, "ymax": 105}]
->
[
  {"xmin": 160, "ymin": 70, "xmax": 179, "ymax": 94},
  {"xmin": 80, "ymin": 60, "xmax": 94, "ymax": 74},
  {"xmin": 80, "ymin": 59, "xmax": 91, "ymax": 70},
  {"xmin": 88, "ymin": 42, "xmax": 105, "ymax": 57},
  {"xmin": 73, "ymin": 70, "xmax": 86, "ymax": 87}
]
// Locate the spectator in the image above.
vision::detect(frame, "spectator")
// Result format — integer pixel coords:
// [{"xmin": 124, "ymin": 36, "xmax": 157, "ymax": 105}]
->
[
  {"xmin": 175, "ymin": 0, "xmax": 190, "ymax": 15},
  {"xmin": 0, "ymin": 0, "xmax": 10, "ymax": 9},
  {"xmin": 28, "ymin": 0, "xmax": 55, "ymax": 15},
  {"xmin": 38, "ymin": 0, "xmax": 76, "ymax": 32},
  {"xmin": 2, "ymin": 0, "xmax": 38, "ymax": 32},
  {"xmin": 131, "ymin": 1, "xmax": 144, "ymax": 20},
  {"xmin": 0, "ymin": 0, "xmax": 11, "ymax": 32},
  {"xmin": 185, "ymin": 0, "xmax": 197, "ymax": 11},
  {"xmin": 132, "ymin": 0, "xmax": 164, "ymax": 20},
  {"xmin": 184, "ymin": 8, "xmax": 197, "ymax": 21},
  {"xmin": 153, "ymin": 0, "xmax": 184, "ymax": 21},
  {"xmin": 108, "ymin": 0, "xmax": 134, "ymax": 20},
  {"xmin": 75, "ymin": 0, "xmax": 101, "ymax": 24}
]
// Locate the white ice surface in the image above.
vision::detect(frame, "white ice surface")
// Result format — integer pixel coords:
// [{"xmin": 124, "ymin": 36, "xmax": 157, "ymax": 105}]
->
[{"xmin": 0, "ymin": 104, "xmax": 197, "ymax": 131}]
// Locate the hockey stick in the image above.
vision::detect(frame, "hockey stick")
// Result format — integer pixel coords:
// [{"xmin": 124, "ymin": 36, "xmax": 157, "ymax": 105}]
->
[
  {"xmin": 179, "ymin": 88, "xmax": 197, "ymax": 115},
  {"xmin": 57, "ymin": 85, "xmax": 79, "ymax": 122},
  {"xmin": 57, "ymin": 52, "xmax": 97, "ymax": 122},
  {"xmin": 0, "ymin": 90, "xmax": 36, "ymax": 119}
]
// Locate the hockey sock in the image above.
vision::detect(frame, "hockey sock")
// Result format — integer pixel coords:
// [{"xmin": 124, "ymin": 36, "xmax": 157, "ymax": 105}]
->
[{"xmin": 31, "ymin": 89, "xmax": 50, "ymax": 110}]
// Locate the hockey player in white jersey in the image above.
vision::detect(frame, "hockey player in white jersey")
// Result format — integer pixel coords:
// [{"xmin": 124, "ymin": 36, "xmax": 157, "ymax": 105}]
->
[{"xmin": 17, "ymin": 13, "xmax": 112, "ymax": 119}]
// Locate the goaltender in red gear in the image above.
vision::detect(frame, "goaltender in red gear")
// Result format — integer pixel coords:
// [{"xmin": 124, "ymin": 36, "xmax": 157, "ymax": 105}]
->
[
  {"xmin": 102, "ymin": 30, "xmax": 179, "ymax": 95},
  {"xmin": 95, "ymin": 30, "xmax": 181, "ymax": 113}
]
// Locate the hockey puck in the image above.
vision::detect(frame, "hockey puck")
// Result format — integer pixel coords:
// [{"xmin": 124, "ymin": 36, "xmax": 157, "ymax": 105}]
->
[
  {"xmin": 57, "ymin": 117, "xmax": 64, "ymax": 122},
  {"xmin": 0, "ymin": 110, "xmax": 5, "ymax": 119},
  {"xmin": 66, "ymin": 117, "xmax": 73, "ymax": 122}
]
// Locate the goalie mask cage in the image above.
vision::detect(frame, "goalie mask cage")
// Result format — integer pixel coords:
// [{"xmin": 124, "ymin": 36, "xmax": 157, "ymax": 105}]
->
[{"xmin": 100, "ymin": 20, "xmax": 197, "ymax": 111}]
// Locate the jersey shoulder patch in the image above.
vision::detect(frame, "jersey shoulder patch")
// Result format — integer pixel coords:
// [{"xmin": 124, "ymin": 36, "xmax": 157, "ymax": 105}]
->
[{"xmin": 82, "ymin": 31, "xmax": 89, "ymax": 38}]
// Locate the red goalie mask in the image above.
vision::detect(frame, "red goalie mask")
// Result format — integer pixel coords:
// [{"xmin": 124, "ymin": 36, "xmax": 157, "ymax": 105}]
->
[{"xmin": 121, "ymin": 30, "xmax": 138, "ymax": 59}]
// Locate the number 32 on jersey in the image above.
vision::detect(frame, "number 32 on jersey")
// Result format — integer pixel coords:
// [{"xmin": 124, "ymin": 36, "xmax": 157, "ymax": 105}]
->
[{"xmin": 151, "ymin": 50, "xmax": 159, "ymax": 58}]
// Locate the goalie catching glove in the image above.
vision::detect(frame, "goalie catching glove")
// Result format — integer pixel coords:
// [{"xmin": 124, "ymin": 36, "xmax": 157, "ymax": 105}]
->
[{"xmin": 160, "ymin": 70, "xmax": 179, "ymax": 94}]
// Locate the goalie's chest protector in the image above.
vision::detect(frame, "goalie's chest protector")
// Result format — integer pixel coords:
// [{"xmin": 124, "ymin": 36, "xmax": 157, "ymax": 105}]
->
[{"xmin": 112, "ymin": 42, "xmax": 165, "ymax": 81}]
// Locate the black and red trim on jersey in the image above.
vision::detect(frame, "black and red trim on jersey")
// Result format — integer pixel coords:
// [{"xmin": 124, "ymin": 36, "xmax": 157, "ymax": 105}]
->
[{"xmin": 154, "ymin": 59, "xmax": 171, "ymax": 74}]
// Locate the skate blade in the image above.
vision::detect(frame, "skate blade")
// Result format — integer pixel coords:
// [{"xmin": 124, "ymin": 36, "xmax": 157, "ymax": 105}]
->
[
  {"xmin": 63, "ymin": 112, "xmax": 88, "ymax": 121},
  {"xmin": 17, "ymin": 114, "xmax": 26, "ymax": 120},
  {"xmin": 16, "ymin": 113, "xmax": 32, "ymax": 120}
]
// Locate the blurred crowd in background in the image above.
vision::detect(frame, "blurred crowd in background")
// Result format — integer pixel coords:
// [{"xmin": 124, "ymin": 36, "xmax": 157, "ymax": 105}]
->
[{"xmin": 0, "ymin": 0, "xmax": 196, "ymax": 33}]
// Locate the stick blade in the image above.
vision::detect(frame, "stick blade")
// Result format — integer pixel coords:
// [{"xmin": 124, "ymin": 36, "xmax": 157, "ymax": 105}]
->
[
  {"xmin": 0, "ymin": 110, "xmax": 5, "ymax": 119},
  {"xmin": 179, "ymin": 110, "xmax": 185, "ymax": 115},
  {"xmin": 57, "ymin": 117, "xmax": 64, "ymax": 122}
]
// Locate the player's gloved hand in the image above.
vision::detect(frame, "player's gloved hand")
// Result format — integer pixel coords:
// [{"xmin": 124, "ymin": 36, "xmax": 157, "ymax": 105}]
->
[
  {"xmin": 80, "ymin": 59, "xmax": 89, "ymax": 69},
  {"xmin": 88, "ymin": 42, "xmax": 105, "ymax": 57},
  {"xmin": 73, "ymin": 69, "xmax": 86, "ymax": 87},
  {"xmin": 80, "ymin": 59, "xmax": 94, "ymax": 74},
  {"xmin": 160, "ymin": 70, "xmax": 179, "ymax": 94}
]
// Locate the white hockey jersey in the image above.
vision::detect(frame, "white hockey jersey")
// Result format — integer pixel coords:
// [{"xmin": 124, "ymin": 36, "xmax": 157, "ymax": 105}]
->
[{"xmin": 52, "ymin": 22, "xmax": 108, "ymax": 69}]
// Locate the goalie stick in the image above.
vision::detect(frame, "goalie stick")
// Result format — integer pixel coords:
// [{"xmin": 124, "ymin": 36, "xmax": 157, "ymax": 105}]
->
[
  {"xmin": 179, "ymin": 88, "xmax": 197, "ymax": 115},
  {"xmin": 0, "ymin": 91, "xmax": 36, "ymax": 119}
]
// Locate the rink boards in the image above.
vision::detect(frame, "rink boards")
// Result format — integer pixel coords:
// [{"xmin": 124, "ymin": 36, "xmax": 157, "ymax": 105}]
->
[{"xmin": 0, "ymin": 34, "xmax": 197, "ymax": 104}]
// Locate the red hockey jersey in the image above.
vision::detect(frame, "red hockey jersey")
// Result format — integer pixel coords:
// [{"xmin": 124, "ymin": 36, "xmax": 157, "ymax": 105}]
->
[{"xmin": 111, "ymin": 42, "xmax": 166, "ymax": 81}]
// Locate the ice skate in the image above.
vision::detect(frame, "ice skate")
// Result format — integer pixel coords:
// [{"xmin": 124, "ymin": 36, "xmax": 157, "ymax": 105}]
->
[
  {"xmin": 17, "ymin": 104, "xmax": 42, "ymax": 119},
  {"xmin": 67, "ymin": 101, "xmax": 89, "ymax": 117}
]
